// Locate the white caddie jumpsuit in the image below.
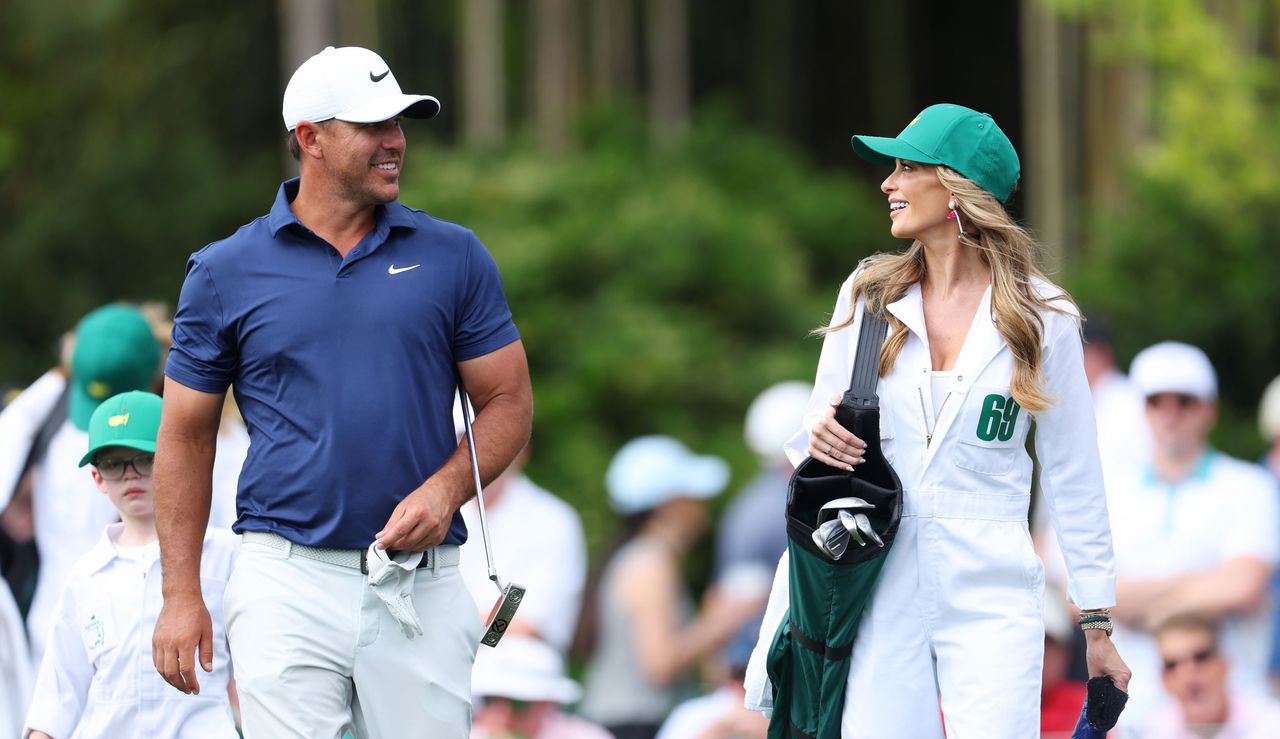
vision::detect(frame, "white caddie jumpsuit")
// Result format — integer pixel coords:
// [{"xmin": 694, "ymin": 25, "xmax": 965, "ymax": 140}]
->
[{"xmin": 745, "ymin": 273, "xmax": 1117, "ymax": 738}]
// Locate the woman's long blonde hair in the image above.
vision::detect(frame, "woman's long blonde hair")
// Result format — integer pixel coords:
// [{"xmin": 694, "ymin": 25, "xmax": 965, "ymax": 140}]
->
[{"xmin": 827, "ymin": 166, "xmax": 1074, "ymax": 413}]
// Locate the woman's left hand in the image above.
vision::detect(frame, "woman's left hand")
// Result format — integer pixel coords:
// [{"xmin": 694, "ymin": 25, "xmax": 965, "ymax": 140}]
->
[{"xmin": 1083, "ymin": 629, "xmax": 1132, "ymax": 693}]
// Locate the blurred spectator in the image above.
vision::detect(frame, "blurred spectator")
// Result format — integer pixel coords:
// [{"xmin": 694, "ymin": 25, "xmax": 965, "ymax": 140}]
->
[
  {"xmin": 1042, "ymin": 589, "xmax": 1089, "ymax": 737},
  {"xmin": 1081, "ymin": 316, "xmax": 1150, "ymax": 475},
  {"xmin": 1140, "ymin": 613, "xmax": 1280, "ymax": 739},
  {"xmin": 471, "ymin": 635, "xmax": 613, "ymax": 739},
  {"xmin": 655, "ymin": 628, "xmax": 767, "ymax": 739},
  {"xmin": 0, "ymin": 304, "xmax": 160, "ymax": 666},
  {"xmin": 1107, "ymin": 342, "xmax": 1279, "ymax": 732},
  {"xmin": 459, "ymin": 443, "xmax": 587, "ymax": 654},
  {"xmin": 1260, "ymin": 374, "xmax": 1280, "ymax": 688},
  {"xmin": 579, "ymin": 436, "xmax": 759, "ymax": 739},
  {"xmin": 706, "ymin": 382, "xmax": 810, "ymax": 657},
  {"xmin": 0, "ymin": 581, "xmax": 31, "ymax": 739}
]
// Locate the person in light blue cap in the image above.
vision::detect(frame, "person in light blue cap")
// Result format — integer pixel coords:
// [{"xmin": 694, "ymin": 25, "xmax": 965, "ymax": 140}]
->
[{"xmin": 578, "ymin": 436, "xmax": 762, "ymax": 739}]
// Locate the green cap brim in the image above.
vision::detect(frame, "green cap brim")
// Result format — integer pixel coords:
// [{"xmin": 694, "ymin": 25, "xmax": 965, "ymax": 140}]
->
[
  {"xmin": 850, "ymin": 135, "xmax": 944, "ymax": 168},
  {"xmin": 79, "ymin": 438, "xmax": 157, "ymax": 468},
  {"xmin": 69, "ymin": 382, "xmax": 98, "ymax": 432}
]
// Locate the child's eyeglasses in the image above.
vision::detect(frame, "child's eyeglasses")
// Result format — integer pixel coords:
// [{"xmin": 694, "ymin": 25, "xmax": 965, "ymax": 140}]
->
[{"xmin": 95, "ymin": 453, "xmax": 156, "ymax": 481}]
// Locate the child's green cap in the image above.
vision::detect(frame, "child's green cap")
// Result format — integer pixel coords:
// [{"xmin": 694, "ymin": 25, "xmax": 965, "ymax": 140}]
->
[
  {"xmin": 80, "ymin": 390, "xmax": 162, "ymax": 467},
  {"xmin": 69, "ymin": 304, "xmax": 161, "ymax": 432},
  {"xmin": 851, "ymin": 103, "xmax": 1021, "ymax": 203}
]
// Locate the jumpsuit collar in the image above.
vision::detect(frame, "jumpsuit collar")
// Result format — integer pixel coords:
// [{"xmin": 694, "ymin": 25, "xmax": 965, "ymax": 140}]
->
[{"xmin": 887, "ymin": 282, "xmax": 1007, "ymax": 474}]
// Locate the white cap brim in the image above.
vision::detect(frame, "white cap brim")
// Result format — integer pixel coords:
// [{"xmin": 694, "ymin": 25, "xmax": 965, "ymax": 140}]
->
[{"xmin": 333, "ymin": 94, "xmax": 441, "ymax": 125}]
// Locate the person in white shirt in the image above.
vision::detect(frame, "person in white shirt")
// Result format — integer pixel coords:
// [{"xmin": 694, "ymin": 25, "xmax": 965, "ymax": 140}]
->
[
  {"xmin": 459, "ymin": 445, "xmax": 587, "ymax": 654},
  {"xmin": 24, "ymin": 391, "xmax": 238, "ymax": 739},
  {"xmin": 1107, "ymin": 342, "xmax": 1279, "ymax": 735},
  {"xmin": 0, "ymin": 305, "xmax": 162, "ymax": 668},
  {"xmin": 1141, "ymin": 613, "xmax": 1280, "ymax": 739}
]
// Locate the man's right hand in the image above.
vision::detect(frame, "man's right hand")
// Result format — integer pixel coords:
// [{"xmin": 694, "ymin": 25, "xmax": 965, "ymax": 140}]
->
[{"xmin": 152, "ymin": 593, "xmax": 214, "ymax": 695}]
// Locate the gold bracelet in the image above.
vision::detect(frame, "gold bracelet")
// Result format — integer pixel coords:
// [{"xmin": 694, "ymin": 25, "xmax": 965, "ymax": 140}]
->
[{"xmin": 1080, "ymin": 619, "xmax": 1114, "ymax": 636}]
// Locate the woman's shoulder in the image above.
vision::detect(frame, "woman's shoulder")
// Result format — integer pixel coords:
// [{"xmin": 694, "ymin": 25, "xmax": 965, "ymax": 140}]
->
[{"xmin": 1027, "ymin": 275, "xmax": 1082, "ymax": 333}]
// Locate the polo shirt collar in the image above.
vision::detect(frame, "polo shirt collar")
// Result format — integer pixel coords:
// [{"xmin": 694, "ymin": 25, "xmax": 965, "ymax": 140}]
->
[
  {"xmin": 1141, "ymin": 448, "xmax": 1216, "ymax": 486},
  {"xmin": 81, "ymin": 523, "xmax": 126, "ymax": 575},
  {"xmin": 267, "ymin": 177, "xmax": 419, "ymax": 238}
]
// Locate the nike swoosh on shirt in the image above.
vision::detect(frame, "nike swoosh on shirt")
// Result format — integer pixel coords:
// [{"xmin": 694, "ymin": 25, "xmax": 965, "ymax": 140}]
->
[
  {"xmin": 388, "ymin": 264, "xmax": 420, "ymax": 275},
  {"xmin": 370, "ymin": 69, "xmax": 390, "ymax": 82}
]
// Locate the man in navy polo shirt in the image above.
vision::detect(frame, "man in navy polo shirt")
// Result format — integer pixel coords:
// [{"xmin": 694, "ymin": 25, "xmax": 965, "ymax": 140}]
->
[{"xmin": 150, "ymin": 46, "xmax": 532, "ymax": 739}]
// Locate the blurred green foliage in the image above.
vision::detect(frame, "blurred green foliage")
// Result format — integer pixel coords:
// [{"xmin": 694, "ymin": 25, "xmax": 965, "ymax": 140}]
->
[
  {"xmin": 1048, "ymin": 0, "xmax": 1280, "ymax": 458},
  {"xmin": 399, "ymin": 104, "xmax": 885, "ymax": 549},
  {"xmin": 0, "ymin": 0, "xmax": 280, "ymax": 382}
]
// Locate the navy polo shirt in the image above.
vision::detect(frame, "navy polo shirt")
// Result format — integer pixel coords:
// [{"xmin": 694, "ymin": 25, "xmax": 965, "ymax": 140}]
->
[{"xmin": 166, "ymin": 179, "xmax": 520, "ymax": 548}]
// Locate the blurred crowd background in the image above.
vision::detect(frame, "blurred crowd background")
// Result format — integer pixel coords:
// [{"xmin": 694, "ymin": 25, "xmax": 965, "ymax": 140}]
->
[{"xmin": 7, "ymin": 1, "xmax": 1280, "ymax": 738}]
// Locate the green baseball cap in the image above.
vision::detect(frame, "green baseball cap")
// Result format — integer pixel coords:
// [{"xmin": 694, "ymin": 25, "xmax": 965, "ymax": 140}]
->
[
  {"xmin": 69, "ymin": 304, "xmax": 162, "ymax": 431},
  {"xmin": 851, "ymin": 103, "xmax": 1020, "ymax": 203},
  {"xmin": 80, "ymin": 390, "xmax": 162, "ymax": 467}
]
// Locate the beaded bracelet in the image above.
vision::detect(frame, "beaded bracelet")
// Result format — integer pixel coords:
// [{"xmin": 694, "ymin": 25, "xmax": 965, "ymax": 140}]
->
[{"xmin": 1077, "ymin": 614, "xmax": 1111, "ymax": 625}]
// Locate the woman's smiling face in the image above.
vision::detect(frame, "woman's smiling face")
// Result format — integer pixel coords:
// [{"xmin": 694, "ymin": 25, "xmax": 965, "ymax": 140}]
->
[{"xmin": 881, "ymin": 159, "xmax": 955, "ymax": 243}]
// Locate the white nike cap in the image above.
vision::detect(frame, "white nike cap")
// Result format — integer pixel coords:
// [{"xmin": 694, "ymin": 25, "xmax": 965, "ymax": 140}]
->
[
  {"xmin": 1129, "ymin": 341, "xmax": 1217, "ymax": 400},
  {"xmin": 282, "ymin": 46, "xmax": 440, "ymax": 131}
]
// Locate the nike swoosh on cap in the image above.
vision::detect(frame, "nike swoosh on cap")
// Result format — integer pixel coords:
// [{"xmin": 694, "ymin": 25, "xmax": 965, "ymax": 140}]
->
[
  {"xmin": 370, "ymin": 69, "xmax": 389, "ymax": 82},
  {"xmin": 388, "ymin": 264, "xmax": 420, "ymax": 275}
]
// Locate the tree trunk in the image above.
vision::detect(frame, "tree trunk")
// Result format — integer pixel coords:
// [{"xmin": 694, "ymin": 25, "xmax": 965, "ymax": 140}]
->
[
  {"xmin": 751, "ymin": 0, "xmax": 794, "ymax": 135},
  {"xmin": 533, "ymin": 0, "xmax": 579, "ymax": 153},
  {"xmin": 590, "ymin": 0, "xmax": 637, "ymax": 99},
  {"xmin": 277, "ymin": 0, "xmax": 339, "ymax": 174},
  {"xmin": 461, "ymin": 0, "xmax": 507, "ymax": 147},
  {"xmin": 1019, "ymin": 0, "xmax": 1081, "ymax": 270},
  {"xmin": 646, "ymin": 0, "xmax": 690, "ymax": 137},
  {"xmin": 861, "ymin": 2, "xmax": 912, "ymax": 137}
]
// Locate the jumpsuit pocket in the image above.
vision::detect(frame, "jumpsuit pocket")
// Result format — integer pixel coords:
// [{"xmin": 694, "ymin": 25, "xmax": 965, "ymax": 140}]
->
[{"xmin": 952, "ymin": 386, "xmax": 1025, "ymax": 476}]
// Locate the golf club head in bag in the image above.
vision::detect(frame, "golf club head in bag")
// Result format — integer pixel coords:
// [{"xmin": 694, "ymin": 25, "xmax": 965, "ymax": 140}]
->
[
  {"xmin": 457, "ymin": 386, "xmax": 527, "ymax": 648},
  {"xmin": 786, "ymin": 397, "xmax": 903, "ymax": 565}
]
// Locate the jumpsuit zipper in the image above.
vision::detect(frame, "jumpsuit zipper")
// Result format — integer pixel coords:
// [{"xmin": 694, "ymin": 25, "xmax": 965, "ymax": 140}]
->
[{"xmin": 918, "ymin": 385, "xmax": 953, "ymax": 448}]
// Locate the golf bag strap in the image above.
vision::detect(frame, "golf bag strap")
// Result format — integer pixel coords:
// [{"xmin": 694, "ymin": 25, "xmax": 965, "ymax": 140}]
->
[
  {"xmin": 849, "ymin": 307, "xmax": 889, "ymax": 400},
  {"xmin": 788, "ymin": 616, "xmax": 854, "ymax": 661}
]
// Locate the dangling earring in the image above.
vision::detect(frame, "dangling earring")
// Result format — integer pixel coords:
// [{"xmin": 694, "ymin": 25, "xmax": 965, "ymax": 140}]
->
[{"xmin": 947, "ymin": 199, "xmax": 970, "ymax": 239}]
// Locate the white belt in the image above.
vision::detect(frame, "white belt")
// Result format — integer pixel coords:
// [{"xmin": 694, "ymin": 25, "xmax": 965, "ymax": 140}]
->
[{"xmin": 242, "ymin": 531, "xmax": 460, "ymax": 574}]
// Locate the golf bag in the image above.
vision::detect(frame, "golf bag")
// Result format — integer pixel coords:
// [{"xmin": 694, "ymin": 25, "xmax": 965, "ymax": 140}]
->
[{"xmin": 765, "ymin": 306, "xmax": 904, "ymax": 739}]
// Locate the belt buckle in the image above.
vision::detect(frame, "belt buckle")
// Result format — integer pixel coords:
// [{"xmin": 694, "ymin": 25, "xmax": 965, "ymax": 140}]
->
[{"xmin": 360, "ymin": 548, "xmax": 432, "ymax": 574}]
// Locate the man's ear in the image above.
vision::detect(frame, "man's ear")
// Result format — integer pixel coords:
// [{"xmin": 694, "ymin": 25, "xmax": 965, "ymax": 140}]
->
[
  {"xmin": 294, "ymin": 121, "xmax": 326, "ymax": 160},
  {"xmin": 89, "ymin": 467, "xmax": 108, "ymax": 494}
]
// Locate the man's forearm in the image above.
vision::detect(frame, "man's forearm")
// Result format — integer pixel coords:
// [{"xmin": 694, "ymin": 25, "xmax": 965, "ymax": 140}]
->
[
  {"xmin": 154, "ymin": 431, "xmax": 215, "ymax": 598},
  {"xmin": 449, "ymin": 390, "xmax": 532, "ymax": 508}
]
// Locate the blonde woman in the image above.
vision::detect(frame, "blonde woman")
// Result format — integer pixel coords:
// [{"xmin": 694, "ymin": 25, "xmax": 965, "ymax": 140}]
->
[{"xmin": 745, "ymin": 104, "xmax": 1130, "ymax": 738}]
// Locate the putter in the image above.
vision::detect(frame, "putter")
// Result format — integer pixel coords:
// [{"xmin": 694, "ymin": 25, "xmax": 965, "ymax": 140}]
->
[{"xmin": 458, "ymin": 387, "xmax": 526, "ymax": 648}]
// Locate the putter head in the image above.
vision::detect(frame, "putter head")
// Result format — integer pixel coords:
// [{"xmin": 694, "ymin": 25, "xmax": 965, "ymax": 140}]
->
[{"xmin": 480, "ymin": 582, "xmax": 526, "ymax": 648}]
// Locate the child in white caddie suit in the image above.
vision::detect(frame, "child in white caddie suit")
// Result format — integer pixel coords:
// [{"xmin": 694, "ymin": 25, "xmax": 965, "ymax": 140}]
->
[{"xmin": 24, "ymin": 391, "xmax": 238, "ymax": 738}]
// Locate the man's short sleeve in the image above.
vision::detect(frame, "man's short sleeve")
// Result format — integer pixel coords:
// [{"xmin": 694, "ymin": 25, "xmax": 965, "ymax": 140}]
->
[
  {"xmin": 166, "ymin": 257, "xmax": 237, "ymax": 392},
  {"xmin": 454, "ymin": 232, "xmax": 520, "ymax": 360}
]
